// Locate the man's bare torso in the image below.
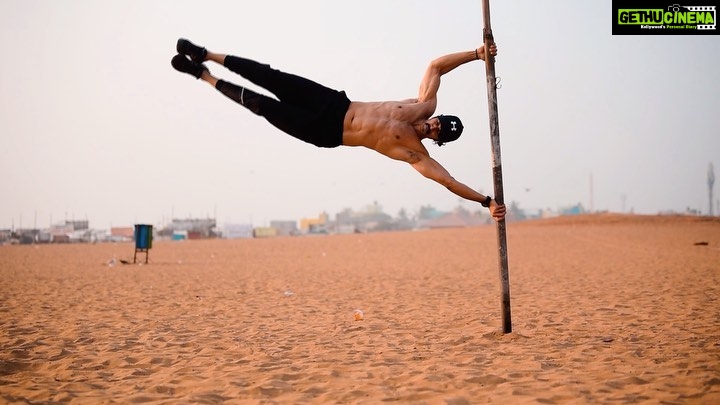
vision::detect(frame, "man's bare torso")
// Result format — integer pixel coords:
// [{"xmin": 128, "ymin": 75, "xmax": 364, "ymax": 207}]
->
[{"xmin": 341, "ymin": 100, "xmax": 435, "ymax": 162}]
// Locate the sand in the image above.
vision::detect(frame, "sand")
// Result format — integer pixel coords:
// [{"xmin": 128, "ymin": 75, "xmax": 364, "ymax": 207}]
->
[{"xmin": 1, "ymin": 214, "xmax": 719, "ymax": 404}]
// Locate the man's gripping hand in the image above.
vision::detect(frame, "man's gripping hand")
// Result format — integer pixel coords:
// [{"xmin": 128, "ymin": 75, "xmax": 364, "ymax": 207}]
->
[
  {"xmin": 476, "ymin": 44, "xmax": 498, "ymax": 61},
  {"xmin": 489, "ymin": 200, "xmax": 506, "ymax": 221}
]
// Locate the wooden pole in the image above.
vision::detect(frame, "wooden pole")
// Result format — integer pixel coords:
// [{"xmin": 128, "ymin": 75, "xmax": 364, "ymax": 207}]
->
[{"xmin": 481, "ymin": 0, "xmax": 512, "ymax": 334}]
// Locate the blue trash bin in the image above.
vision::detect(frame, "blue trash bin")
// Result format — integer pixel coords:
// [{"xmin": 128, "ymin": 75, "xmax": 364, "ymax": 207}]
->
[{"xmin": 134, "ymin": 224, "xmax": 153, "ymax": 263}]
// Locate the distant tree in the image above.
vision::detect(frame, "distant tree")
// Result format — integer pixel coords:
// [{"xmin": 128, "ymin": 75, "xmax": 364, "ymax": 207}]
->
[
  {"xmin": 397, "ymin": 208, "xmax": 409, "ymax": 221},
  {"xmin": 454, "ymin": 204, "xmax": 471, "ymax": 217},
  {"xmin": 509, "ymin": 201, "xmax": 527, "ymax": 221},
  {"xmin": 418, "ymin": 205, "xmax": 439, "ymax": 220},
  {"xmin": 394, "ymin": 208, "xmax": 414, "ymax": 231},
  {"xmin": 368, "ymin": 201, "xmax": 384, "ymax": 214}
]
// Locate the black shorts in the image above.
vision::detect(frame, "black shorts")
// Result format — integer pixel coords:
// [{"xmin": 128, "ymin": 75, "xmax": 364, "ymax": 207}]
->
[
  {"xmin": 279, "ymin": 88, "xmax": 350, "ymax": 148},
  {"xmin": 217, "ymin": 56, "xmax": 352, "ymax": 148}
]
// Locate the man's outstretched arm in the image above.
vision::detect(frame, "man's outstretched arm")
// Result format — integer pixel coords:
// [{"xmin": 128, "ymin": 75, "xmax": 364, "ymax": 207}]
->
[
  {"xmin": 408, "ymin": 151, "xmax": 506, "ymax": 220},
  {"xmin": 417, "ymin": 44, "xmax": 497, "ymax": 103}
]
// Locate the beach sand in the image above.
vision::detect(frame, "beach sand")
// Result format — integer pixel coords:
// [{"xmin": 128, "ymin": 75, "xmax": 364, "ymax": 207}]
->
[{"xmin": 1, "ymin": 214, "xmax": 719, "ymax": 404}]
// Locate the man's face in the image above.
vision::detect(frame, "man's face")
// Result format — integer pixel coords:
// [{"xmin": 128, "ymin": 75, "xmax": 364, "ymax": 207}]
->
[{"xmin": 425, "ymin": 117, "xmax": 442, "ymax": 139}]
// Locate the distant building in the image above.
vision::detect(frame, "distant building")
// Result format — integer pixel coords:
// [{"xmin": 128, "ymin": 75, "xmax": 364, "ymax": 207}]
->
[
  {"xmin": 173, "ymin": 230, "xmax": 188, "ymax": 241},
  {"xmin": 49, "ymin": 224, "xmax": 74, "ymax": 243},
  {"xmin": 66, "ymin": 220, "xmax": 89, "ymax": 231},
  {"xmin": 17, "ymin": 229, "xmax": 39, "ymax": 245},
  {"xmin": 300, "ymin": 212, "xmax": 329, "ymax": 234},
  {"xmin": 110, "ymin": 227, "xmax": 134, "ymax": 242},
  {"xmin": 334, "ymin": 203, "xmax": 396, "ymax": 233},
  {"xmin": 164, "ymin": 218, "xmax": 217, "ymax": 239},
  {"xmin": 253, "ymin": 227, "xmax": 278, "ymax": 238},
  {"xmin": 421, "ymin": 208, "xmax": 487, "ymax": 229},
  {"xmin": 223, "ymin": 224, "xmax": 254, "ymax": 239},
  {"xmin": 269, "ymin": 220, "xmax": 298, "ymax": 236},
  {"xmin": 36, "ymin": 231, "xmax": 53, "ymax": 244},
  {"xmin": 559, "ymin": 204, "xmax": 586, "ymax": 216}
]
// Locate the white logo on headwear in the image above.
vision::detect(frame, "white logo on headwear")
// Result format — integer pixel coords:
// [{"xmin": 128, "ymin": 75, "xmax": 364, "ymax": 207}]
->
[{"xmin": 451, "ymin": 121, "xmax": 458, "ymax": 131}]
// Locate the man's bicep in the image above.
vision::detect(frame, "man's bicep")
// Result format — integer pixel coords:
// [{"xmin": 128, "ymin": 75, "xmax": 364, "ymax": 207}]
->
[{"xmin": 417, "ymin": 64, "xmax": 441, "ymax": 102}]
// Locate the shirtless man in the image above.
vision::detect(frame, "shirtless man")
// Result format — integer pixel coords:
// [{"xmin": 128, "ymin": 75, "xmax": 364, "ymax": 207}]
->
[{"xmin": 172, "ymin": 39, "xmax": 506, "ymax": 221}]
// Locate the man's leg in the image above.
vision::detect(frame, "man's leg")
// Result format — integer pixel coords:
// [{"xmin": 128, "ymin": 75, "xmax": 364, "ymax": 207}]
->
[
  {"xmin": 177, "ymin": 63, "xmax": 315, "ymax": 141},
  {"xmin": 220, "ymin": 55, "xmax": 333, "ymax": 107},
  {"xmin": 173, "ymin": 52, "xmax": 283, "ymax": 117},
  {"xmin": 176, "ymin": 39, "xmax": 335, "ymax": 108},
  {"xmin": 212, "ymin": 78, "xmax": 314, "ymax": 138},
  {"xmin": 173, "ymin": 39, "xmax": 333, "ymax": 146}
]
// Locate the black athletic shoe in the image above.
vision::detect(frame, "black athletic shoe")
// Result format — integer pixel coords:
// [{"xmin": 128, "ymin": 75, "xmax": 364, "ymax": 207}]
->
[
  {"xmin": 171, "ymin": 54, "xmax": 208, "ymax": 79},
  {"xmin": 176, "ymin": 38, "xmax": 207, "ymax": 63}
]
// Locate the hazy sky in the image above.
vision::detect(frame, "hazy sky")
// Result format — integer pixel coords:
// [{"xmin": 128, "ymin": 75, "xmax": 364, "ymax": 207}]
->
[{"xmin": 2, "ymin": 1, "xmax": 719, "ymax": 229}]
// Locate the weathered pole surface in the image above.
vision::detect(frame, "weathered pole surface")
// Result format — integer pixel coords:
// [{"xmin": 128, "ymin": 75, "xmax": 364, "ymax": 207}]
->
[{"xmin": 481, "ymin": 0, "xmax": 512, "ymax": 334}]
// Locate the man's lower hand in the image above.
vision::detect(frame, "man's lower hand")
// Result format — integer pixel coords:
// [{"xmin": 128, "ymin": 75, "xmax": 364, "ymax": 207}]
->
[{"xmin": 489, "ymin": 200, "xmax": 506, "ymax": 221}]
